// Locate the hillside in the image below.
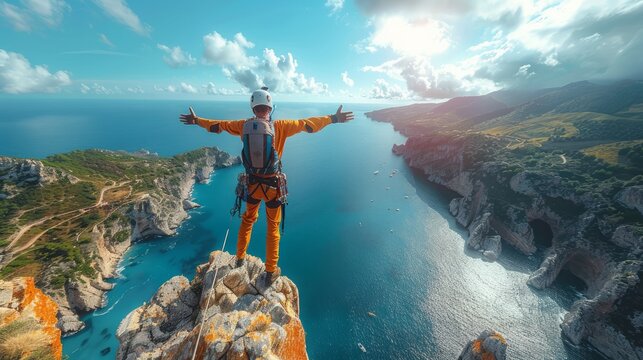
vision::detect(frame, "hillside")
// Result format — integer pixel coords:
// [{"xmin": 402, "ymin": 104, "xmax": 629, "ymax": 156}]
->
[
  {"xmin": 0, "ymin": 147, "xmax": 239, "ymax": 334},
  {"xmin": 367, "ymin": 80, "xmax": 643, "ymax": 360}
]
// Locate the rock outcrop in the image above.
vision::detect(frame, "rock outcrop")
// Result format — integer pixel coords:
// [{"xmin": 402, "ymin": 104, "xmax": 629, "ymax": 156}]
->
[
  {"xmin": 0, "ymin": 277, "xmax": 62, "ymax": 360},
  {"xmin": 117, "ymin": 251, "xmax": 308, "ymax": 360},
  {"xmin": 0, "ymin": 157, "xmax": 78, "ymax": 199},
  {"xmin": 458, "ymin": 329, "xmax": 507, "ymax": 360}
]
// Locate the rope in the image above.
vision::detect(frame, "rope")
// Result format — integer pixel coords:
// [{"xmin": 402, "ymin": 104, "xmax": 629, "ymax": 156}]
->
[{"xmin": 190, "ymin": 212, "xmax": 234, "ymax": 360}]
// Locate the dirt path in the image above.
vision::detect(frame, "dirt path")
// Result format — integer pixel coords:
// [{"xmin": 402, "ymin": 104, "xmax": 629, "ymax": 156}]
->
[{"xmin": 4, "ymin": 180, "xmax": 131, "ymax": 257}]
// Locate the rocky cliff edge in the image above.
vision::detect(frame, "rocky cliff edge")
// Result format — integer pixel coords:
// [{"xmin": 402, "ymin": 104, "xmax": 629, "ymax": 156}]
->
[{"xmin": 116, "ymin": 251, "xmax": 308, "ymax": 360}]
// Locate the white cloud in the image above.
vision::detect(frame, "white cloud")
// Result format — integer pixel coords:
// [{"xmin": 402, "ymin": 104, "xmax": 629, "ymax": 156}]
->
[
  {"xmin": 180, "ymin": 82, "xmax": 197, "ymax": 94},
  {"xmin": 99, "ymin": 33, "xmax": 114, "ymax": 47},
  {"xmin": 204, "ymin": 32, "xmax": 328, "ymax": 94},
  {"xmin": 0, "ymin": 49, "xmax": 71, "ymax": 93},
  {"xmin": 203, "ymin": 31, "xmax": 254, "ymax": 66},
  {"xmin": 127, "ymin": 86, "xmax": 143, "ymax": 94},
  {"xmin": 368, "ymin": 16, "xmax": 450, "ymax": 57},
  {"xmin": 515, "ymin": 64, "xmax": 534, "ymax": 78},
  {"xmin": 341, "ymin": 71, "xmax": 354, "ymax": 87},
  {"xmin": 369, "ymin": 79, "xmax": 407, "ymax": 99},
  {"xmin": 355, "ymin": 0, "xmax": 475, "ymax": 17},
  {"xmin": 154, "ymin": 85, "xmax": 178, "ymax": 93},
  {"xmin": 1, "ymin": 2, "xmax": 30, "ymax": 31},
  {"xmin": 357, "ymin": 0, "xmax": 643, "ymax": 98},
  {"xmin": 23, "ymin": 0, "xmax": 67, "ymax": 26},
  {"xmin": 157, "ymin": 44, "xmax": 195, "ymax": 68},
  {"xmin": 79, "ymin": 82, "xmax": 119, "ymax": 95},
  {"xmin": 94, "ymin": 0, "xmax": 150, "ymax": 36},
  {"xmin": 1, "ymin": 0, "xmax": 67, "ymax": 31},
  {"xmin": 325, "ymin": 0, "xmax": 344, "ymax": 13},
  {"xmin": 203, "ymin": 82, "xmax": 239, "ymax": 95}
]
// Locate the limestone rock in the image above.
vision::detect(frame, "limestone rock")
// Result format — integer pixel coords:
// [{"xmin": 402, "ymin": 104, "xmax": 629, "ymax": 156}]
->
[
  {"xmin": 610, "ymin": 225, "xmax": 643, "ymax": 250},
  {"xmin": 0, "ymin": 156, "xmax": 77, "ymax": 187},
  {"xmin": 117, "ymin": 251, "xmax": 308, "ymax": 360},
  {"xmin": 458, "ymin": 329, "xmax": 507, "ymax": 360},
  {"xmin": 616, "ymin": 186, "xmax": 643, "ymax": 215},
  {"xmin": 0, "ymin": 277, "xmax": 62, "ymax": 360},
  {"xmin": 183, "ymin": 200, "xmax": 201, "ymax": 210}
]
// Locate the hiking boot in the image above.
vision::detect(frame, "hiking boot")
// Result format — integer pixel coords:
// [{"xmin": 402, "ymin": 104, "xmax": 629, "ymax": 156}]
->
[
  {"xmin": 264, "ymin": 267, "xmax": 281, "ymax": 287},
  {"xmin": 235, "ymin": 257, "xmax": 246, "ymax": 268}
]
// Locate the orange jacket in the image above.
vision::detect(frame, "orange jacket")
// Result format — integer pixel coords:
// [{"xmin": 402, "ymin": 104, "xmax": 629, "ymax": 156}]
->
[{"xmin": 195, "ymin": 116, "xmax": 333, "ymax": 158}]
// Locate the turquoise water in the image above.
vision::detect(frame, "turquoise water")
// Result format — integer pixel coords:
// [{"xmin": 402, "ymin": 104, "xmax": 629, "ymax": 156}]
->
[{"xmin": 0, "ymin": 100, "xmax": 600, "ymax": 359}]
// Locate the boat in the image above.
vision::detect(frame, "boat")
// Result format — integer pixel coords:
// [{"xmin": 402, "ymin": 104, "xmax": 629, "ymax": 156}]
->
[
  {"xmin": 367, "ymin": 311, "xmax": 376, "ymax": 317},
  {"xmin": 373, "ymin": 170, "xmax": 379, "ymax": 175},
  {"xmin": 358, "ymin": 343, "xmax": 367, "ymax": 353}
]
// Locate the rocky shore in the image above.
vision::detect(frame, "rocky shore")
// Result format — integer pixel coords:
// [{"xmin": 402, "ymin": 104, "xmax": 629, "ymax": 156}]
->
[
  {"xmin": 368, "ymin": 90, "xmax": 643, "ymax": 359},
  {"xmin": 116, "ymin": 251, "xmax": 308, "ymax": 360}
]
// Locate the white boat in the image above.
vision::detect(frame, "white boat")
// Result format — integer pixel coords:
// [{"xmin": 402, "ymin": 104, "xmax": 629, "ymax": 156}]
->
[
  {"xmin": 358, "ymin": 343, "xmax": 366, "ymax": 353},
  {"xmin": 373, "ymin": 170, "xmax": 379, "ymax": 175}
]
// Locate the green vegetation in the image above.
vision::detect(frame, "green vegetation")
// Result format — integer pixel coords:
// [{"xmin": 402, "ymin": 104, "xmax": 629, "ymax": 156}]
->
[
  {"xmin": 0, "ymin": 147, "xmax": 221, "ymax": 293},
  {"xmin": 112, "ymin": 230, "xmax": 130, "ymax": 243}
]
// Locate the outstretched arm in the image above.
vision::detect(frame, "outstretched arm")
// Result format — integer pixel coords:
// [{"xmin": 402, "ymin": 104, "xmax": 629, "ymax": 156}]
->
[
  {"xmin": 179, "ymin": 108, "xmax": 244, "ymax": 136},
  {"xmin": 278, "ymin": 105, "xmax": 354, "ymax": 137}
]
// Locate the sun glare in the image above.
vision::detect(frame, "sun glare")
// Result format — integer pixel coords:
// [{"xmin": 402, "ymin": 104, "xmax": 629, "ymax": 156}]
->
[{"xmin": 371, "ymin": 16, "xmax": 450, "ymax": 57}]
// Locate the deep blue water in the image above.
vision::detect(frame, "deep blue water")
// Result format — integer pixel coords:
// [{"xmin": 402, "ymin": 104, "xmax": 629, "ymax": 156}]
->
[{"xmin": 0, "ymin": 99, "xmax": 600, "ymax": 359}]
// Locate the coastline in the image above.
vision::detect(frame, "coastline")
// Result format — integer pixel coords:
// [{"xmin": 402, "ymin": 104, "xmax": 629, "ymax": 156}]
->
[{"xmin": 366, "ymin": 110, "xmax": 642, "ymax": 359}]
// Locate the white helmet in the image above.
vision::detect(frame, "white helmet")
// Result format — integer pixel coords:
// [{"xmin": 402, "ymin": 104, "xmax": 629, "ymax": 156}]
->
[{"xmin": 250, "ymin": 87, "xmax": 272, "ymax": 109}]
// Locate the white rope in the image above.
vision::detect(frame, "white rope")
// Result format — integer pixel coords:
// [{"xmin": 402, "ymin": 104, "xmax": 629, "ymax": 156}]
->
[{"xmin": 191, "ymin": 214, "xmax": 233, "ymax": 360}]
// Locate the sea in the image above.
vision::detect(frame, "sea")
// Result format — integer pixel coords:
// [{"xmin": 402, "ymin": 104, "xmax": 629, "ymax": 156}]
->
[{"xmin": 0, "ymin": 98, "xmax": 602, "ymax": 359}]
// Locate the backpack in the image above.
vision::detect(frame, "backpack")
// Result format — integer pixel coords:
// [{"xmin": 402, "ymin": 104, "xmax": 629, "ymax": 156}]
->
[{"xmin": 241, "ymin": 118, "xmax": 281, "ymax": 175}]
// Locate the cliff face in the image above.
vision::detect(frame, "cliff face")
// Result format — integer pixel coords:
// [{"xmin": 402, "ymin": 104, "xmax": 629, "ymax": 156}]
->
[
  {"xmin": 117, "ymin": 251, "xmax": 308, "ymax": 360},
  {"xmin": 367, "ymin": 88, "xmax": 643, "ymax": 360},
  {"xmin": 0, "ymin": 277, "xmax": 62, "ymax": 360},
  {"xmin": 56, "ymin": 148, "xmax": 240, "ymax": 335},
  {"xmin": 389, "ymin": 134, "xmax": 643, "ymax": 359}
]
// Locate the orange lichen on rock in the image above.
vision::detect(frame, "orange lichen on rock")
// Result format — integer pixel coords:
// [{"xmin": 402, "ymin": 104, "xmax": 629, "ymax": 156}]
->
[
  {"xmin": 0, "ymin": 277, "xmax": 62, "ymax": 360},
  {"xmin": 471, "ymin": 339, "xmax": 482, "ymax": 353},
  {"xmin": 276, "ymin": 318, "xmax": 308, "ymax": 360}
]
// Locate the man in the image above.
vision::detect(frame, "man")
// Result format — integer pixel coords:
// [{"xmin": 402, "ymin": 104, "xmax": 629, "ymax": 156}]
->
[{"xmin": 180, "ymin": 87, "xmax": 353, "ymax": 285}]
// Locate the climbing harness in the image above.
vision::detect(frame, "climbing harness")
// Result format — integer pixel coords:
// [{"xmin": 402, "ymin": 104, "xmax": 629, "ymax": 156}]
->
[
  {"xmin": 190, "ymin": 203, "xmax": 235, "ymax": 360},
  {"xmin": 231, "ymin": 172, "xmax": 288, "ymax": 231}
]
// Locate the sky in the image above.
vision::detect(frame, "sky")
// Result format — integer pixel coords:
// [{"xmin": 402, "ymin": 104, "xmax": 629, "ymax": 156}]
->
[{"xmin": 1, "ymin": 0, "xmax": 642, "ymax": 102}]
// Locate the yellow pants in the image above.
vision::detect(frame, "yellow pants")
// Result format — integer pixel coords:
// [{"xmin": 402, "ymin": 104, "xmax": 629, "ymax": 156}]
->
[{"xmin": 236, "ymin": 182, "xmax": 282, "ymax": 272}]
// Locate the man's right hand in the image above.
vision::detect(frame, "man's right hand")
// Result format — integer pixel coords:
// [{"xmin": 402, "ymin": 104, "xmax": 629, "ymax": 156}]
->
[{"xmin": 179, "ymin": 107, "xmax": 198, "ymax": 125}]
